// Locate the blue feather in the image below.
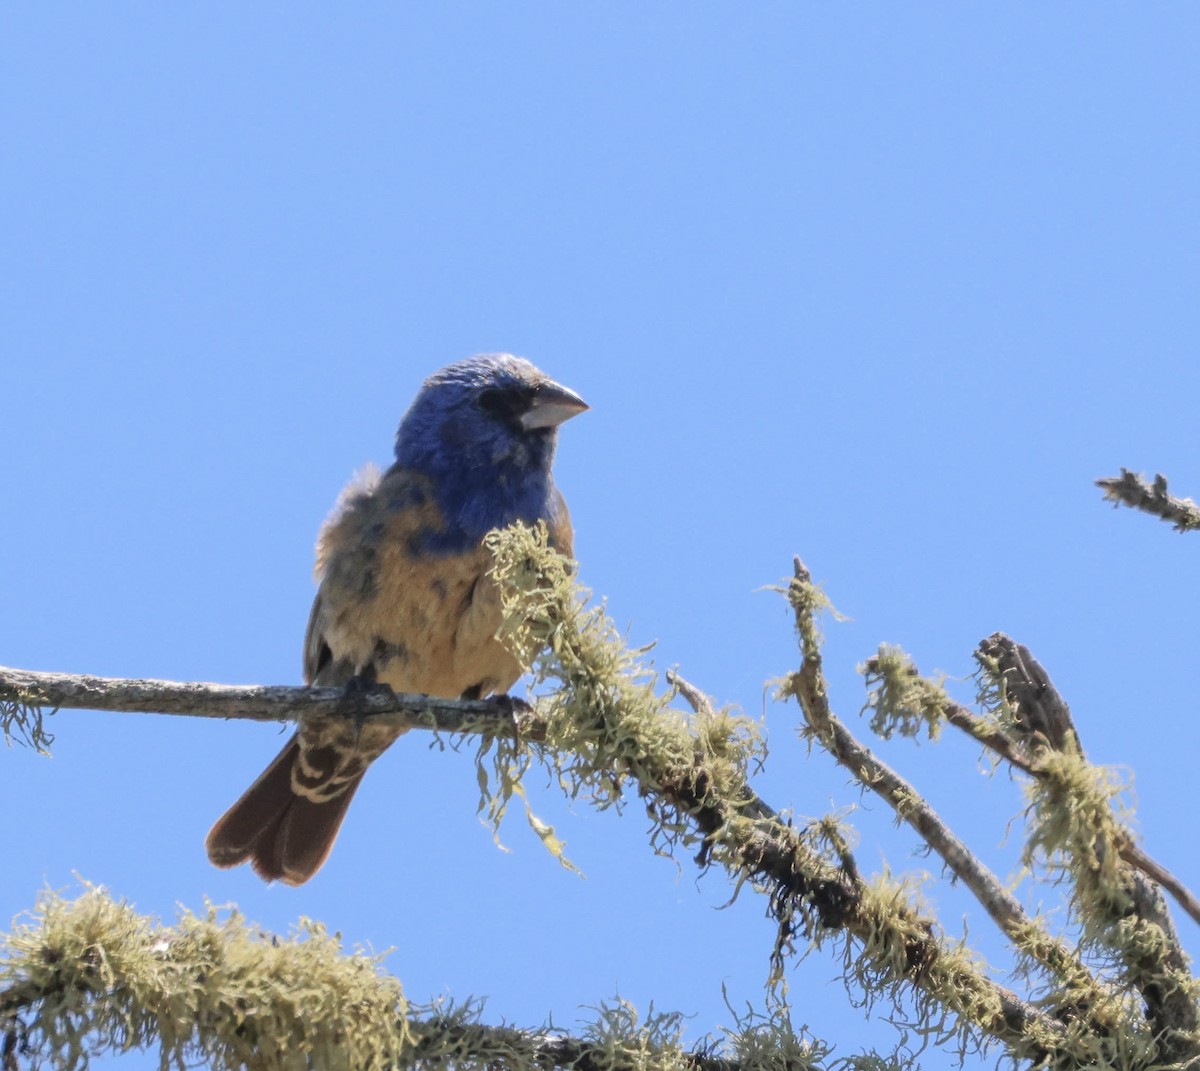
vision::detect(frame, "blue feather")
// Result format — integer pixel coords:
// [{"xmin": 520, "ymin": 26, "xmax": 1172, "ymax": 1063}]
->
[{"xmin": 393, "ymin": 354, "xmax": 566, "ymax": 553}]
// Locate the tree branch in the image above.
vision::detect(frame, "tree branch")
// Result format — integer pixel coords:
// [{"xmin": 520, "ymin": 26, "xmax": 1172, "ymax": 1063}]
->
[
  {"xmin": 12, "ymin": 525, "xmax": 1175, "ymax": 1068},
  {"xmin": 0, "ymin": 888, "xmax": 823, "ymax": 1071},
  {"xmin": 0, "ymin": 666, "xmax": 540, "ymax": 739},
  {"xmin": 976, "ymin": 635, "xmax": 1200, "ymax": 1061},
  {"xmin": 1097, "ymin": 470, "xmax": 1200, "ymax": 532},
  {"xmin": 412, "ymin": 1020, "xmax": 773, "ymax": 1071},
  {"xmin": 1119, "ymin": 840, "xmax": 1200, "ymax": 935},
  {"xmin": 0, "ymin": 640, "xmax": 1070, "ymax": 1063},
  {"xmin": 874, "ymin": 642, "xmax": 1200, "ymax": 933},
  {"xmin": 798, "ymin": 695, "xmax": 1106, "ymax": 1007},
  {"xmin": 666, "ymin": 670, "xmax": 718, "ymax": 720},
  {"xmin": 976, "ymin": 634, "xmax": 1082, "ymax": 755},
  {"xmin": 775, "ymin": 559, "xmax": 1071, "ymax": 1064}
]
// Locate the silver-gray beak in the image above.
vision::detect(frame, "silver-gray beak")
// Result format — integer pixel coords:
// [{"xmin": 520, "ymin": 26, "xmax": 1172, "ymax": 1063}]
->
[{"xmin": 520, "ymin": 379, "xmax": 589, "ymax": 430}]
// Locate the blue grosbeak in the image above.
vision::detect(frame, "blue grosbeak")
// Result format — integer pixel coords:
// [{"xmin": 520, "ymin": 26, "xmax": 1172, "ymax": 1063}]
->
[{"xmin": 206, "ymin": 354, "xmax": 587, "ymax": 885}]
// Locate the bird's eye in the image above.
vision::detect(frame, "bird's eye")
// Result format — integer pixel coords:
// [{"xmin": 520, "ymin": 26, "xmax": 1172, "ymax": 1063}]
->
[
  {"xmin": 477, "ymin": 388, "xmax": 511, "ymax": 417},
  {"xmin": 477, "ymin": 384, "xmax": 539, "ymax": 425}
]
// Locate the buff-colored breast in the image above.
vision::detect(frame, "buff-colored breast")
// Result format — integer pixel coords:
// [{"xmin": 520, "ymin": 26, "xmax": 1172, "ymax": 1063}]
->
[{"xmin": 307, "ymin": 465, "xmax": 560, "ymax": 701}]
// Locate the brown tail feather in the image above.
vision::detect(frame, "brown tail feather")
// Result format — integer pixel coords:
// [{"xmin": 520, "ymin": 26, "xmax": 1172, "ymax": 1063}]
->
[{"xmin": 206, "ymin": 734, "xmax": 365, "ymax": 886}]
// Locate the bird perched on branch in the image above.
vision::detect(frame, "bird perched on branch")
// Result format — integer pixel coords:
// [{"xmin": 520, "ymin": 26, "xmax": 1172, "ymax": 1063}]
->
[{"xmin": 206, "ymin": 354, "xmax": 587, "ymax": 885}]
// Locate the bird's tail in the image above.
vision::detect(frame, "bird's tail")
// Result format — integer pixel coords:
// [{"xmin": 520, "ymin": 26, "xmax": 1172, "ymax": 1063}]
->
[{"xmin": 205, "ymin": 733, "xmax": 365, "ymax": 886}]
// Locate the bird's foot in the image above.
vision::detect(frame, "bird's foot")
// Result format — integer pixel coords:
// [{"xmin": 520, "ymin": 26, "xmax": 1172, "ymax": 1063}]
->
[
  {"xmin": 340, "ymin": 673, "xmax": 397, "ymax": 743},
  {"xmin": 492, "ymin": 693, "xmax": 535, "ymax": 731},
  {"xmin": 493, "ymin": 693, "xmax": 534, "ymax": 715}
]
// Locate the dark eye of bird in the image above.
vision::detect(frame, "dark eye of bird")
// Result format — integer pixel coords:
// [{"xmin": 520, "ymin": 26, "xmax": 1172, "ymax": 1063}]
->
[{"xmin": 477, "ymin": 386, "xmax": 530, "ymax": 424}]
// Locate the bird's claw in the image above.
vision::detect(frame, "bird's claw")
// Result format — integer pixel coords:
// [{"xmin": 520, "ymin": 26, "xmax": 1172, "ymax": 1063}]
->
[
  {"xmin": 493, "ymin": 693, "xmax": 535, "ymax": 725},
  {"xmin": 340, "ymin": 674, "xmax": 397, "ymax": 742}
]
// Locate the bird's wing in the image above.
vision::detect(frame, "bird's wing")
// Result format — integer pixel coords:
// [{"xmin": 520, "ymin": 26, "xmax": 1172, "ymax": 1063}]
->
[
  {"xmin": 547, "ymin": 482, "xmax": 574, "ymax": 558},
  {"xmin": 302, "ymin": 592, "xmax": 334, "ymax": 685}
]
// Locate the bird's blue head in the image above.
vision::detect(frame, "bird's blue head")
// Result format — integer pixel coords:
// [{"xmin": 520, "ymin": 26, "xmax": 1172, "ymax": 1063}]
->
[{"xmin": 394, "ymin": 353, "xmax": 587, "ymax": 540}]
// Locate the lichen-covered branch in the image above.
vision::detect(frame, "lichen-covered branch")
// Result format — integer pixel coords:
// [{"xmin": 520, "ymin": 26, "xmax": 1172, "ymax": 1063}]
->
[
  {"xmin": 800, "ymin": 662, "xmax": 1108, "ymax": 1022},
  {"xmin": 8, "ymin": 524, "xmax": 1200, "ymax": 1069},
  {"xmin": 776, "ymin": 562, "xmax": 1149, "ymax": 1067},
  {"xmin": 1097, "ymin": 470, "xmax": 1200, "ymax": 532},
  {"xmin": 864, "ymin": 643, "xmax": 1200, "ymax": 930},
  {"xmin": 0, "ymin": 531, "xmax": 1082, "ymax": 1065},
  {"xmin": 482, "ymin": 529, "xmax": 1070, "ymax": 1066},
  {"xmin": 0, "ymin": 886, "xmax": 410, "ymax": 1071},
  {"xmin": 1120, "ymin": 841, "xmax": 1200, "ymax": 936},
  {"xmin": 859, "ymin": 632, "xmax": 1200, "ymax": 1067},
  {"xmin": 0, "ymin": 888, "xmax": 824, "ymax": 1071},
  {"xmin": 978, "ymin": 638, "xmax": 1200, "ymax": 1062}
]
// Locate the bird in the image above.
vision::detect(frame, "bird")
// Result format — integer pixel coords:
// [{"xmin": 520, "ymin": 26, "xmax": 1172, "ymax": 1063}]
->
[{"xmin": 205, "ymin": 354, "xmax": 587, "ymax": 885}]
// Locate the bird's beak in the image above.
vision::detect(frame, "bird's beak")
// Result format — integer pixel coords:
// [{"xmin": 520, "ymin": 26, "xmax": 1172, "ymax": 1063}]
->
[{"xmin": 520, "ymin": 379, "xmax": 589, "ymax": 430}]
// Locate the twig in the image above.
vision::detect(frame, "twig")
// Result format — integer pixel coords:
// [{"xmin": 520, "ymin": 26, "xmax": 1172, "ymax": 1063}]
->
[
  {"xmin": 894, "ymin": 642, "xmax": 1200, "ymax": 933},
  {"xmin": 973, "ymin": 635, "xmax": 1200, "ymax": 923},
  {"xmin": 1097, "ymin": 470, "xmax": 1200, "ymax": 532},
  {"xmin": 666, "ymin": 670, "xmax": 717, "ymax": 719},
  {"xmin": 1118, "ymin": 839, "xmax": 1200, "ymax": 932},
  {"xmin": 937, "ymin": 701, "xmax": 1037, "ymax": 775}
]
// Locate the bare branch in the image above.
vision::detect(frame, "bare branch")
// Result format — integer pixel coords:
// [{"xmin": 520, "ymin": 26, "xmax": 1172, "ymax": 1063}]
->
[
  {"xmin": 0, "ymin": 666, "xmax": 540, "ymax": 739},
  {"xmin": 938, "ymin": 699, "xmax": 1038, "ymax": 775},
  {"xmin": 977, "ymin": 634, "xmax": 1082, "ymax": 755},
  {"xmin": 1097, "ymin": 469, "xmax": 1200, "ymax": 532},
  {"xmin": 666, "ymin": 669, "xmax": 718, "ymax": 719}
]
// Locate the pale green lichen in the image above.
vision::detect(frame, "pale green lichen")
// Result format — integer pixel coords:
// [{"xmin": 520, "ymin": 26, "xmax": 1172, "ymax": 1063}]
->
[
  {"xmin": 482, "ymin": 522, "xmax": 766, "ymax": 872},
  {"xmin": 784, "ymin": 575, "xmax": 836, "ymax": 658},
  {"xmin": 0, "ymin": 888, "xmax": 834, "ymax": 1071},
  {"xmin": 0, "ymin": 697, "xmax": 54, "ymax": 755},
  {"xmin": 717, "ymin": 999, "xmax": 828, "ymax": 1071},
  {"xmin": 1022, "ymin": 748, "xmax": 1200, "ymax": 1016},
  {"xmin": 485, "ymin": 527, "xmax": 1125, "ymax": 1069},
  {"xmin": 971, "ymin": 652, "xmax": 1025, "ymax": 745},
  {"xmin": 0, "ymin": 885, "xmax": 409, "ymax": 1071},
  {"xmin": 6, "ymin": 524, "xmax": 1198, "ymax": 1071},
  {"xmin": 859, "ymin": 646, "xmax": 947, "ymax": 742}
]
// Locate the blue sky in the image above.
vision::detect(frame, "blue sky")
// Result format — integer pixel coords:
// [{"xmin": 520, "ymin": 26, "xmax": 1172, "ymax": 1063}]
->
[{"xmin": 3, "ymin": 6, "xmax": 1199, "ymax": 1068}]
